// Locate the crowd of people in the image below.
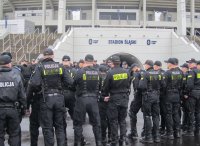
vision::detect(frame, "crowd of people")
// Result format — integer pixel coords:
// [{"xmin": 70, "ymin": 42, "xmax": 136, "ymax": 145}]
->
[{"xmin": 0, "ymin": 48, "xmax": 200, "ymax": 146}]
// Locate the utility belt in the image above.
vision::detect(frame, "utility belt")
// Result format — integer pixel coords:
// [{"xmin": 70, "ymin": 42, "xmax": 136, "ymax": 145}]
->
[
  {"xmin": 77, "ymin": 93, "xmax": 98, "ymax": 98},
  {"xmin": 146, "ymin": 89, "xmax": 160, "ymax": 92},
  {"xmin": 110, "ymin": 92, "xmax": 128, "ymax": 96},
  {"xmin": 0, "ymin": 103, "xmax": 14, "ymax": 108},
  {"xmin": 0, "ymin": 102, "xmax": 21, "ymax": 109},
  {"xmin": 166, "ymin": 88, "xmax": 179, "ymax": 92},
  {"xmin": 44, "ymin": 89, "xmax": 63, "ymax": 94}
]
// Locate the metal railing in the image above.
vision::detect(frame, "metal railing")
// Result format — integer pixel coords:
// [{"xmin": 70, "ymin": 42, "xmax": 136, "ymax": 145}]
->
[
  {"xmin": 3, "ymin": 34, "xmax": 11, "ymax": 51},
  {"xmin": 38, "ymin": 39, "xmax": 45, "ymax": 53},
  {"xmin": 17, "ymin": 54, "xmax": 27, "ymax": 64},
  {"xmin": 28, "ymin": 45, "xmax": 38, "ymax": 62},
  {"xmin": 32, "ymin": 28, "xmax": 40, "ymax": 39},
  {"xmin": 53, "ymin": 29, "xmax": 58, "ymax": 39},
  {"xmin": 35, "ymin": 33, "xmax": 42, "ymax": 45},
  {"xmin": 15, "ymin": 39, "xmax": 22, "ymax": 51},
  {"xmin": 194, "ymin": 30, "xmax": 200, "ymax": 43},
  {"xmin": 15, "ymin": 46, "xmax": 25, "ymax": 62},
  {"xmin": 13, "ymin": 34, "xmax": 20, "ymax": 43},
  {"xmin": 46, "ymin": 33, "xmax": 54, "ymax": 46},
  {"xmin": 26, "ymin": 38, "xmax": 34, "ymax": 52}
]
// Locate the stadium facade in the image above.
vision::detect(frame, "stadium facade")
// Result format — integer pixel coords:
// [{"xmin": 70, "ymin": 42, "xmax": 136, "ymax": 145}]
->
[{"xmin": 1, "ymin": 0, "xmax": 200, "ymax": 65}]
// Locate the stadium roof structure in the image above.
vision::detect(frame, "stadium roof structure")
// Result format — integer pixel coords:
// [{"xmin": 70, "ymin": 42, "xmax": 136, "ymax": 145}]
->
[{"xmin": 2, "ymin": 0, "xmax": 200, "ymax": 13}]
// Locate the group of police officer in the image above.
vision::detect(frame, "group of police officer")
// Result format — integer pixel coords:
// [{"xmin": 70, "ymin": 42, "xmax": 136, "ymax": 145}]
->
[
  {"xmin": 128, "ymin": 58, "xmax": 200, "ymax": 144},
  {"xmin": 0, "ymin": 48, "xmax": 200, "ymax": 146}
]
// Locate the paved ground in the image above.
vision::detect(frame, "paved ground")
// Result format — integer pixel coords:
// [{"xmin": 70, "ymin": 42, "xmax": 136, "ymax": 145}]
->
[{"xmin": 4, "ymin": 92, "xmax": 200, "ymax": 146}]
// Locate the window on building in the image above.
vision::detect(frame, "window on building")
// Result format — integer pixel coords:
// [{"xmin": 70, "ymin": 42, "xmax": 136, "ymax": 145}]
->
[
  {"xmin": 167, "ymin": 16, "xmax": 172, "ymax": 21},
  {"xmin": 148, "ymin": 14, "xmax": 154, "ymax": 21},
  {"xmin": 127, "ymin": 13, "xmax": 136, "ymax": 20},
  {"xmin": 99, "ymin": 12, "xmax": 136, "ymax": 20},
  {"xmin": 82, "ymin": 13, "xmax": 87, "ymax": 20},
  {"xmin": 32, "ymin": 13, "xmax": 36, "ymax": 16},
  {"xmin": 22, "ymin": 14, "xmax": 26, "ymax": 17}
]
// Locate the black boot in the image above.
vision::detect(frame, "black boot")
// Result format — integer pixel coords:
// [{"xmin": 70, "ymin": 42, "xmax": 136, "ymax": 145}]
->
[
  {"xmin": 96, "ymin": 141, "xmax": 102, "ymax": 146},
  {"xmin": 74, "ymin": 142, "xmax": 82, "ymax": 146},
  {"xmin": 140, "ymin": 134, "xmax": 153, "ymax": 143},
  {"xmin": 161, "ymin": 133, "xmax": 174, "ymax": 140},
  {"xmin": 128, "ymin": 117, "xmax": 138, "ymax": 139},
  {"xmin": 102, "ymin": 138, "xmax": 107, "ymax": 146},
  {"xmin": 154, "ymin": 132, "xmax": 161, "ymax": 143},
  {"xmin": 174, "ymin": 131, "xmax": 180, "ymax": 138},
  {"xmin": 119, "ymin": 138, "xmax": 127, "ymax": 146},
  {"xmin": 195, "ymin": 127, "xmax": 199, "ymax": 135}
]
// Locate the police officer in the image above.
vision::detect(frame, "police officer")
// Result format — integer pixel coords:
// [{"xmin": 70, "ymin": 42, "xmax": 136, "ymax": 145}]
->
[
  {"xmin": 30, "ymin": 48, "xmax": 73, "ymax": 146},
  {"xmin": 139, "ymin": 60, "xmax": 162, "ymax": 143},
  {"xmin": 153, "ymin": 61, "xmax": 166, "ymax": 135},
  {"xmin": 102, "ymin": 55, "xmax": 130, "ymax": 146},
  {"xmin": 0, "ymin": 55, "xmax": 26, "ymax": 146},
  {"xmin": 62, "ymin": 55, "xmax": 77, "ymax": 119},
  {"xmin": 180, "ymin": 63, "xmax": 190, "ymax": 135},
  {"xmin": 27, "ymin": 81, "xmax": 42, "ymax": 146},
  {"xmin": 1, "ymin": 52, "xmax": 24, "ymax": 82},
  {"xmin": 162, "ymin": 58, "xmax": 183, "ymax": 139},
  {"xmin": 73, "ymin": 54, "xmax": 102, "ymax": 146},
  {"xmin": 186, "ymin": 58, "xmax": 200, "ymax": 135},
  {"xmin": 62, "ymin": 55, "xmax": 77, "ymax": 146},
  {"xmin": 197, "ymin": 61, "xmax": 200, "ymax": 70},
  {"xmin": 122, "ymin": 61, "xmax": 129, "ymax": 72},
  {"xmin": 128, "ymin": 63, "xmax": 143, "ymax": 139},
  {"xmin": 98, "ymin": 65, "xmax": 111, "ymax": 146},
  {"xmin": 20, "ymin": 60, "xmax": 32, "ymax": 90}
]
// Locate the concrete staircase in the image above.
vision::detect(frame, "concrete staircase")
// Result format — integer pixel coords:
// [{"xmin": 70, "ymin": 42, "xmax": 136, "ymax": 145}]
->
[{"xmin": 0, "ymin": 33, "xmax": 61, "ymax": 64}]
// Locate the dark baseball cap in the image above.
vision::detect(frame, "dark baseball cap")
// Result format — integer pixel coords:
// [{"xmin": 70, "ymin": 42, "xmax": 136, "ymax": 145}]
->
[
  {"xmin": 1, "ymin": 52, "xmax": 12, "ymax": 59},
  {"xmin": 180, "ymin": 63, "xmax": 189, "ymax": 69},
  {"xmin": 110, "ymin": 55, "xmax": 120, "ymax": 62},
  {"xmin": 99, "ymin": 65, "xmax": 108, "ymax": 72},
  {"xmin": 0, "ymin": 55, "xmax": 11, "ymax": 65},
  {"xmin": 186, "ymin": 58, "xmax": 196, "ymax": 64},
  {"xmin": 62, "ymin": 55, "xmax": 70, "ymax": 61},
  {"xmin": 164, "ymin": 58, "xmax": 177, "ymax": 65},
  {"xmin": 154, "ymin": 61, "xmax": 162, "ymax": 67},
  {"xmin": 130, "ymin": 63, "xmax": 139, "ymax": 69},
  {"xmin": 85, "ymin": 54, "xmax": 94, "ymax": 62},
  {"xmin": 144, "ymin": 60, "xmax": 153, "ymax": 67},
  {"xmin": 43, "ymin": 48, "xmax": 54, "ymax": 56}
]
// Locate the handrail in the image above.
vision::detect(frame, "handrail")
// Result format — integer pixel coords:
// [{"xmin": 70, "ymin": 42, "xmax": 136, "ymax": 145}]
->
[
  {"xmin": 16, "ymin": 46, "xmax": 25, "ymax": 62},
  {"xmin": 44, "ymin": 28, "xmax": 50, "ymax": 35},
  {"xmin": 4, "ymin": 45, "xmax": 11, "ymax": 53},
  {"xmin": 32, "ymin": 28, "xmax": 40, "ymax": 39},
  {"xmin": 15, "ymin": 39, "xmax": 22, "ymax": 46},
  {"xmin": 28, "ymin": 45, "xmax": 37, "ymax": 62},
  {"xmin": 3, "ymin": 38, "xmax": 10, "ymax": 51},
  {"xmin": 53, "ymin": 29, "xmax": 58, "ymax": 39},
  {"xmin": 195, "ymin": 30, "xmax": 200, "ymax": 36},
  {"xmin": 38, "ymin": 39, "xmax": 45, "ymax": 53},
  {"xmin": 46, "ymin": 33, "xmax": 54, "ymax": 46},
  {"xmin": 35, "ymin": 33, "xmax": 42, "ymax": 45},
  {"xmin": 13, "ymin": 34, "xmax": 20, "ymax": 43},
  {"xmin": 43, "ymin": 28, "xmax": 50, "ymax": 46},
  {"xmin": 17, "ymin": 54, "xmax": 27, "ymax": 64},
  {"xmin": 26, "ymin": 38, "xmax": 34, "ymax": 52}
]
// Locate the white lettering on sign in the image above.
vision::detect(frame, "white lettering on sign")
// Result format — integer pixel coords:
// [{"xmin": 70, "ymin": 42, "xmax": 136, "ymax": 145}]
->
[
  {"xmin": 0, "ymin": 82, "xmax": 15, "ymax": 87},
  {"xmin": 108, "ymin": 40, "xmax": 137, "ymax": 45}
]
